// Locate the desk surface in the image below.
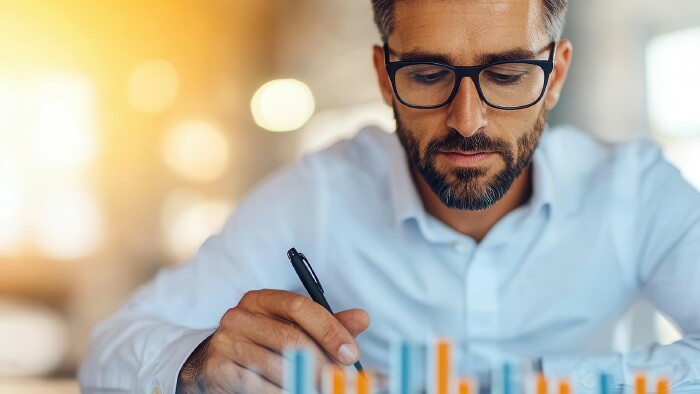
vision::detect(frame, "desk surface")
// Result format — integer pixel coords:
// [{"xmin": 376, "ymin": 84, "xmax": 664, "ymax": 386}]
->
[{"xmin": 0, "ymin": 378, "xmax": 79, "ymax": 394}]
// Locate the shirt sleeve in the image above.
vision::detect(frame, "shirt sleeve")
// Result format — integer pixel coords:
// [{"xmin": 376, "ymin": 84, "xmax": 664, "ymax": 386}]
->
[
  {"xmin": 78, "ymin": 156, "xmax": 328, "ymax": 394},
  {"xmin": 543, "ymin": 142, "xmax": 700, "ymax": 394}
]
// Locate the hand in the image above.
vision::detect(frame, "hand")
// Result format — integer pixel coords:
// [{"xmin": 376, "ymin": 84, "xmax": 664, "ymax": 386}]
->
[{"xmin": 176, "ymin": 289, "xmax": 370, "ymax": 394}]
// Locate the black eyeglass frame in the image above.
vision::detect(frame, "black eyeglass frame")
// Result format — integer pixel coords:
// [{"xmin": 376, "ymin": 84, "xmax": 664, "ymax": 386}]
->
[{"xmin": 383, "ymin": 41, "xmax": 557, "ymax": 110}]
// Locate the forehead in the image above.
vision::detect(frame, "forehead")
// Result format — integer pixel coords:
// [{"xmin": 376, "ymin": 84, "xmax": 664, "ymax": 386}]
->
[{"xmin": 391, "ymin": 0, "xmax": 546, "ymax": 64}]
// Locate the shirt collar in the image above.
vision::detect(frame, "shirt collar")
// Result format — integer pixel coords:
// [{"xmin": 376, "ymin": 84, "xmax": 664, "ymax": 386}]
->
[
  {"xmin": 387, "ymin": 132, "xmax": 426, "ymax": 228},
  {"xmin": 387, "ymin": 127, "xmax": 563, "ymax": 234}
]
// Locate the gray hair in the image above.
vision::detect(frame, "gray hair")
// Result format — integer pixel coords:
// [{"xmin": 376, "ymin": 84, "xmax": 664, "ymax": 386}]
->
[{"xmin": 371, "ymin": 0, "xmax": 568, "ymax": 43}]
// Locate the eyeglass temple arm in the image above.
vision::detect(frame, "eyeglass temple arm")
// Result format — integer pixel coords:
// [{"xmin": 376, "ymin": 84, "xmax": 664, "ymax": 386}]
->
[{"xmin": 549, "ymin": 41, "xmax": 557, "ymax": 62}]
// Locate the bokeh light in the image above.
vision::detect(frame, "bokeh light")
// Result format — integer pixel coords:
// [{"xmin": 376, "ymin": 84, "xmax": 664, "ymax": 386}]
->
[
  {"xmin": 0, "ymin": 147, "xmax": 24, "ymax": 255},
  {"xmin": 658, "ymin": 138, "xmax": 700, "ymax": 191},
  {"xmin": 27, "ymin": 75, "xmax": 96, "ymax": 169},
  {"xmin": 162, "ymin": 120, "xmax": 230, "ymax": 182},
  {"xmin": 251, "ymin": 79, "xmax": 315, "ymax": 132},
  {"xmin": 33, "ymin": 189, "xmax": 102, "ymax": 260},
  {"xmin": 647, "ymin": 27, "xmax": 700, "ymax": 136},
  {"xmin": 127, "ymin": 60, "xmax": 179, "ymax": 113},
  {"xmin": 161, "ymin": 188, "xmax": 233, "ymax": 261},
  {"xmin": 0, "ymin": 74, "xmax": 98, "ymax": 258},
  {"xmin": 0, "ymin": 82, "xmax": 15, "ymax": 128},
  {"xmin": 0, "ymin": 300, "xmax": 68, "ymax": 377}
]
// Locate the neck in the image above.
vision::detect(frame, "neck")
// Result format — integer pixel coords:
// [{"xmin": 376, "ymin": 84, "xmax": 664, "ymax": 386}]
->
[{"xmin": 412, "ymin": 164, "xmax": 533, "ymax": 242}]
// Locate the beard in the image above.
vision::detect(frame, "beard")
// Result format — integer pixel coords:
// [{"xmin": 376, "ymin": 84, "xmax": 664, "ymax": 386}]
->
[{"xmin": 394, "ymin": 105, "xmax": 547, "ymax": 211}]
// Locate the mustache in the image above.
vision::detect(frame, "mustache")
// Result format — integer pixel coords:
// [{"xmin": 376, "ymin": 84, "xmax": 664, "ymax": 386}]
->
[{"xmin": 424, "ymin": 129, "xmax": 511, "ymax": 158}]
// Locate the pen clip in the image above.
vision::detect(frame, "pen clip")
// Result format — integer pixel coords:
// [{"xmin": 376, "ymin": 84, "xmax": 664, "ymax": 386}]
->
[{"xmin": 300, "ymin": 253, "xmax": 324, "ymax": 294}]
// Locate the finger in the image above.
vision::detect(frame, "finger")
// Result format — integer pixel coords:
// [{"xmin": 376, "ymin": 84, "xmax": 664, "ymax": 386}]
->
[
  {"xmin": 231, "ymin": 311, "xmax": 334, "ymax": 383},
  {"xmin": 198, "ymin": 359, "xmax": 281, "ymax": 394},
  {"xmin": 240, "ymin": 290, "xmax": 360, "ymax": 365},
  {"xmin": 334, "ymin": 309, "xmax": 370, "ymax": 338},
  {"xmin": 224, "ymin": 339, "xmax": 285, "ymax": 387},
  {"xmin": 229, "ymin": 363, "xmax": 283, "ymax": 394},
  {"xmin": 218, "ymin": 309, "xmax": 333, "ymax": 385}
]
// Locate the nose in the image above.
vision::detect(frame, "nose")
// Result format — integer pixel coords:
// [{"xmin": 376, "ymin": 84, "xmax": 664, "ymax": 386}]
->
[{"xmin": 445, "ymin": 76, "xmax": 488, "ymax": 138}]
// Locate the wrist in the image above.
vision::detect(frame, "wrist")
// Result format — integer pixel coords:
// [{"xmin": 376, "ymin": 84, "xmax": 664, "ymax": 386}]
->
[{"xmin": 176, "ymin": 334, "xmax": 213, "ymax": 394}]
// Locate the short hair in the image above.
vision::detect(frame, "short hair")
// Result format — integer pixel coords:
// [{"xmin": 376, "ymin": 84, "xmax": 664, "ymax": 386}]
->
[{"xmin": 370, "ymin": 0, "xmax": 568, "ymax": 43}]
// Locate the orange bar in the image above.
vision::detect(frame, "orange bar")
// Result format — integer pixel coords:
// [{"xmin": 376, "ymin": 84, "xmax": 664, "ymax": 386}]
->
[
  {"xmin": 356, "ymin": 371, "xmax": 372, "ymax": 394},
  {"xmin": 436, "ymin": 339, "xmax": 451, "ymax": 394},
  {"xmin": 635, "ymin": 374, "xmax": 647, "ymax": 394},
  {"xmin": 657, "ymin": 377, "xmax": 670, "ymax": 394},
  {"xmin": 457, "ymin": 378, "xmax": 471, "ymax": 394},
  {"xmin": 536, "ymin": 373, "xmax": 548, "ymax": 394},
  {"xmin": 331, "ymin": 367, "xmax": 345, "ymax": 394},
  {"xmin": 558, "ymin": 379, "xmax": 571, "ymax": 394}
]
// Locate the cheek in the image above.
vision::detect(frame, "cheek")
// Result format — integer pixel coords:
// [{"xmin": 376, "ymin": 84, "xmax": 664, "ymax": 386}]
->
[
  {"xmin": 487, "ymin": 106, "xmax": 541, "ymax": 142},
  {"xmin": 397, "ymin": 105, "xmax": 447, "ymax": 141},
  {"xmin": 397, "ymin": 105, "xmax": 450, "ymax": 143}
]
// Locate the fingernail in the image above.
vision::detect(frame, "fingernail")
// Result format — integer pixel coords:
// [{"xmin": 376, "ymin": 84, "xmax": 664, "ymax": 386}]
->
[{"xmin": 338, "ymin": 343, "xmax": 358, "ymax": 364}]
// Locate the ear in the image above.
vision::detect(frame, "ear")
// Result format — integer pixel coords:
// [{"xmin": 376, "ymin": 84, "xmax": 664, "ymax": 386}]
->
[
  {"xmin": 544, "ymin": 39, "xmax": 572, "ymax": 111},
  {"xmin": 372, "ymin": 44, "xmax": 394, "ymax": 106}
]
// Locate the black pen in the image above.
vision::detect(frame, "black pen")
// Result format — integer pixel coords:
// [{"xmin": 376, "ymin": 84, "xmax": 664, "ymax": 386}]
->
[{"xmin": 287, "ymin": 247, "xmax": 364, "ymax": 372}]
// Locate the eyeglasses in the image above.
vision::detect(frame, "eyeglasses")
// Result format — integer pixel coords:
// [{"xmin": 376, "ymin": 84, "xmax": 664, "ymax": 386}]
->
[{"xmin": 384, "ymin": 42, "xmax": 556, "ymax": 110}]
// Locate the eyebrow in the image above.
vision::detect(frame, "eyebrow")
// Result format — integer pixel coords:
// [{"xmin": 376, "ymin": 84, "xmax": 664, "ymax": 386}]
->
[{"xmin": 394, "ymin": 47, "xmax": 540, "ymax": 66}]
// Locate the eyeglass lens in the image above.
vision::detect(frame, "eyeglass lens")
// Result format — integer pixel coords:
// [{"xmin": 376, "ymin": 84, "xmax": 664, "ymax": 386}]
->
[{"xmin": 394, "ymin": 62, "xmax": 546, "ymax": 108}]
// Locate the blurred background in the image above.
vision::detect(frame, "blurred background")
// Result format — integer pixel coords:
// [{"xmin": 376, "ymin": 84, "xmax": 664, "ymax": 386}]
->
[{"xmin": 0, "ymin": 0, "xmax": 699, "ymax": 392}]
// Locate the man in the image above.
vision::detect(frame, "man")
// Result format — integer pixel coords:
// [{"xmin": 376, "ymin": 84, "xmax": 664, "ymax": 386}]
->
[{"xmin": 80, "ymin": 0, "xmax": 700, "ymax": 393}]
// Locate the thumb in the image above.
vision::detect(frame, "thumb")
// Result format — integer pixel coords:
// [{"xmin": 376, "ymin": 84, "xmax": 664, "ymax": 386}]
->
[{"xmin": 334, "ymin": 308, "xmax": 370, "ymax": 338}]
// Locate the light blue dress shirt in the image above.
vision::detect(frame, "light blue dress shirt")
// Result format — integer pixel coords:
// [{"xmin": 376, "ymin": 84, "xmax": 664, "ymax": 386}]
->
[{"xmin": 80, "ymin": 125, "xmax": 700, "ymax": 394}]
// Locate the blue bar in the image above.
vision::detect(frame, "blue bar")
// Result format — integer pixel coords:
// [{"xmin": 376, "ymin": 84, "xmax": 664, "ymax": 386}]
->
[
  {"xmin": 391, "ymin": 341, "xmax": 413, "ymax": 394},
  {"xmin": 284, "ymin": 349, "xmax": 313, "ymax": 394},
  {"xmin": 502, "ymin": 363, "xmax": 512, "ymax": 394},
  {"xmin": 400, "ymin": 342, "xmax": 411, "ymax": 394},
  {"xmin": 600, "ymin": 373, "xmax": 611, "ymax": 394}
]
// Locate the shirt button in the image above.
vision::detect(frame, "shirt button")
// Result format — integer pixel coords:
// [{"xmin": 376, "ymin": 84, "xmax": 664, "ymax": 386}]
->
[
  {"xmin": 453, "ymin": 242, "xmax": 470, "ymax": 253},
  {"xmin": 151, "ymin": 386, "xmax": 162, "ymax": 394},
  {"xmin": 581, "ymin": 372, "xmax": 597, "ymax": 388}
]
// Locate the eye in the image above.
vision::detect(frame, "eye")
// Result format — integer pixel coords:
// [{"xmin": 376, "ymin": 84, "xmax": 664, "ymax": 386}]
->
[
  {"xmin": 410, "ymin": 69, "xmax": 451, "ymax": 84},
  {"xmin": 483, "ymin": 70, "xmax": 525, "ymax": 85},
  {"xmin": 482, "ymin": 63, "xmax": 535, "ymax": 85}
]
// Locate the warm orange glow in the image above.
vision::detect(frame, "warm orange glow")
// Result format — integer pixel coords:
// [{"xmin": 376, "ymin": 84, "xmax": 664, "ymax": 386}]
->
[
  {"xmin": 27, "ymin": 75, "xmax": 96, "ymax": 169},
  {"xmin": 0, "ymin": 73, "xmax": 99, "ymax": 259},
  {"xmin": 162, "ymin": 120, "xmax": 230, "ymax": 182},
  {"xmin": 0, "ymin": 0, "xmax": 269, "ymax": 273},
  {"xmin": 0, "ymin": 146, "xmax": 24, "ymax": 254},
  {"xmin": 128, "ymin": 60, "xmax": 179, "ymax": 113}
]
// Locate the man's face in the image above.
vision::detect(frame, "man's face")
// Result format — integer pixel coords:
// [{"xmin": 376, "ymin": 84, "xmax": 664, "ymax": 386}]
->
[
  {"xmin": 374, "ymin": 0, "xmax": 569, "ymax": 211},
  {"xmin": 394, "ymin": 103, "xmax": 546, "ymax": 210}
]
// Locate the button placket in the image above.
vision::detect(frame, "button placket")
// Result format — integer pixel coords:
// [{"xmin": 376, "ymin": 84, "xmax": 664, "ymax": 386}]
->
[{"xmin": 465, "ymin": 248, "xmax": 499, "ymax": 337}]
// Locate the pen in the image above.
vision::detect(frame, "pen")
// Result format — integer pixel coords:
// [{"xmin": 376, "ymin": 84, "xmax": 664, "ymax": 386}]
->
[{"xmin": 287, "ymin": 247, "xmax": 364, "ymax": 372}]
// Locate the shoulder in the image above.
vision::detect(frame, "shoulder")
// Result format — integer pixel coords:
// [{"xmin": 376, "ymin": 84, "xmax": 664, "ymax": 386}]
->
[
  {"xmin": 306, "ymin": 125, "xmax": 396, "ymax": 179},
  {"xmin": 302, "ymin": 125, "xmax": 398, "ymax": 203},
  {"xmin": 535, "ymin": 125, "xmax": 698, "ymax": 222},
  {"xmin": 539, "ymin": 125, "xmax": 667, "ymax": 187},
  {"xmin": 233, "ymin": 125, "xmax": 396, "ymax": 223}
]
